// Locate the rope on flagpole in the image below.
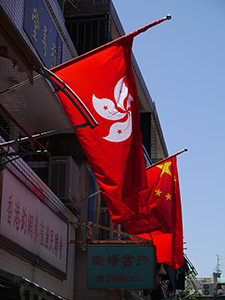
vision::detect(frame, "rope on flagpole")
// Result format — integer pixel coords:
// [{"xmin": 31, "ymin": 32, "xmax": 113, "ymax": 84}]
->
[{"xmin": 132, "ymin": 14, "xmax": 172, "ymax": 38}]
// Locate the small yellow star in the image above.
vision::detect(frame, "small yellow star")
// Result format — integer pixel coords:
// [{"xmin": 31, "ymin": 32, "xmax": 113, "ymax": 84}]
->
[
  {"xmin": 165, "ymin": 193, "xmax": 171, "ymax": 200},
  {"xmin": 157, "ymin": 161, "xmax": 172, "ymax": 177},
  {"xmin": 155, "ymin": 189, "xmax": 162, "ymax": 196}
]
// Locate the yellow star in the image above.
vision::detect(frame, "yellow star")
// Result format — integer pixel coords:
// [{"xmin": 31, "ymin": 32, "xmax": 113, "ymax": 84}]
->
[
  {"xmin": 165, "ymin": 193, "xmax": 171, "ymax": 200},
  {"xmin": 157, "ymin": 161, "xmax": 172, "ymax": 177},
  {"xmin": 155, "ymin": 189, "xmax": 162, "ymax": 196}
]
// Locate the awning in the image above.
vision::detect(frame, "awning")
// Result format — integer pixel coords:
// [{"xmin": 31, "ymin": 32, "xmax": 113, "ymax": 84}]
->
[{"xmin": 0, "ymin": 269, "xmax": 66, "ymax": 300}]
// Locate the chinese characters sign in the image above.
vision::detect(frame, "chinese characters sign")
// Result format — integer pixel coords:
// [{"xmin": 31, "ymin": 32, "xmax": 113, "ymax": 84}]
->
[
  {"xmin": 87, "ymin": 245, "xmax": 156, "ymax": 289},
  {"xmin": 0, "ymin": 168, "xmax": 67, "ymax": 274},
  {"xmin": 23, "ymin": 0, "xmax": 63, "ymax": 68}
]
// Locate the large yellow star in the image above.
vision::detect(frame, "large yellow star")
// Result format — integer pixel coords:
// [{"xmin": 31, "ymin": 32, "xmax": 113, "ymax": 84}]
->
[
  {"xmin": 165, "ymin": 193, "xmax": 171, "ymax": 200},
  {"xmin": 157, "ymin": 161, "xmax": 172, "ymax": 177}
]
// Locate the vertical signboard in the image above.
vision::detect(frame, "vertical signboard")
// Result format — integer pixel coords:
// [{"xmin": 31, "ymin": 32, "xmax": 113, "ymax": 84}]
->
[
  {"xmin": 87, "ymin": 244, "xmax": 156, "ymax": 289},
  {"xmin": 23, "ymin": 0, "xmax": 63, "ymax": 68},
  {"xmin": 0, "ymin": 168, "xmax": 67, "ymax": 276}
]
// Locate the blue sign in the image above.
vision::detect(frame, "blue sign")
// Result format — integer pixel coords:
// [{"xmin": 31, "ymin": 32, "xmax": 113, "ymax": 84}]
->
[
  {"xmin": 23, "ymin": 0, "xmax": 63, "ymax": 68},
  {"xmin": 87, "ymin": 244, "xmax": 156, "ymax": 289}
]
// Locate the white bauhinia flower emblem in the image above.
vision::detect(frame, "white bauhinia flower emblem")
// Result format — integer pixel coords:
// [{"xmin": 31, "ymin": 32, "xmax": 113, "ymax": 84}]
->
[{"xmin": 92, "ymin": 77, "xmax": 133, "ymax": 142}]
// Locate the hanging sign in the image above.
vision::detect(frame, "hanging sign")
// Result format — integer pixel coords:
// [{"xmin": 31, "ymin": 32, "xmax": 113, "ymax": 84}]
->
[
  {"xmin": 23, "ymin": 0, "xmax": 63, "ymax": 68},
  {"xmin": 0, "ymin": 168, "xmax": 67, "ymax": 277},
  {"xmin": 87, "ymin": 244, "xmax": 156, "ymax": 289}
]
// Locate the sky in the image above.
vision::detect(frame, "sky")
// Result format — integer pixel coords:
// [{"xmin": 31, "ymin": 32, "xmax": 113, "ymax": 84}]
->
[{"xmin": 112, "ymin": 0, "xmax": 225, "ymax": 279}]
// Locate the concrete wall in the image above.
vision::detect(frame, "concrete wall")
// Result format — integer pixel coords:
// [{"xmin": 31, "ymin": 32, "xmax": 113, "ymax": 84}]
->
[{"xmin": 74, "ymin": 251, "xmax": 108, "ymax": 300}]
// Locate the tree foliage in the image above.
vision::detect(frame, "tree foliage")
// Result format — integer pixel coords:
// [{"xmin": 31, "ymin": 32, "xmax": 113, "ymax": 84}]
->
[{"xmin": 178, "ymin": 286, "xmax": 198, "ymax": 300}]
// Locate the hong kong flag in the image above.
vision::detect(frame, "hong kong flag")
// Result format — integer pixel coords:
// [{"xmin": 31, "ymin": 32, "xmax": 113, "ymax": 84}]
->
[{"xmin": 50, "ymin": 17, "xmax": 168, "ymax": 224}]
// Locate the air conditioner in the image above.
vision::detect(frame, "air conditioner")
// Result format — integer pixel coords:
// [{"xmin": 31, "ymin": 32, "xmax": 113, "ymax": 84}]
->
[
  {"xmin": 203, "ymin": 283, "xmax": 214, "ymax": 295},
  {"xmin": 48, "ymin": 156, "xmax": 81, "ymax": 213},
  {"xmin": 99, "ymin": 207, "xmax": 121, "ymax": 240}
]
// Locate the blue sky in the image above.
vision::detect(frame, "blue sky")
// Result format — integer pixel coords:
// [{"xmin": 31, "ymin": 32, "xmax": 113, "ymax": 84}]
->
[{"xmin": 113, "ymin": 0, "xmax": 225, "ymax": 278}]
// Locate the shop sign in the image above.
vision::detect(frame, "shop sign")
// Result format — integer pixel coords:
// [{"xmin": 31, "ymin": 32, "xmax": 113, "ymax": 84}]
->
[
  {"xmin": 0, "ymin": 168, "xmax": 67, "ymax": 275},
  {"xmin": 87, "ymin": 244, "xmax": 156, "ymax": 289},
  {"xmin": 23, "ymin": 0, "xmax": 63, "ymax": 68}
]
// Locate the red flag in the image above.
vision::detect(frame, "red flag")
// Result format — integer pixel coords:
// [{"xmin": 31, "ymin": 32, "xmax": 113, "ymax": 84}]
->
[
  {"xmin": 123, "ymin": 156, "xmax": 184, "ymax": 270},
  {"xmin": 50, "ymin": 21, "xmax": 173, "ymax": 224}
]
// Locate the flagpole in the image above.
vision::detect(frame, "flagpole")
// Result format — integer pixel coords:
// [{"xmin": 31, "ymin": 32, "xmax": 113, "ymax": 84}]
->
[
  {"xmin": 146, "ymin": 148, "xmax": 188, "ymax": 170},
  {"xmin": 0, "ymin": 74, "xmax": 41, "ymax": 96},
  {"xmin": 0, "ymin": 102, "xmax": 50, "ymax": 156},
  {"xmin": 0, "ymin": 123, "xmax": 88, "ymax": 147},
  {"xmin": 132, "ymin": 14, "xmax": 172, "ymax": 38},
  {"xmin": 50, "ymin": 15, "xmax": 172, "ymax": 74}
]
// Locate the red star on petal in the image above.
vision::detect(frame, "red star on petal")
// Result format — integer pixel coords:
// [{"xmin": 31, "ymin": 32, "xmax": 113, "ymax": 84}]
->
[
  {"xmin": 117, "ymin": 129, "xmax": 122, "ymax": 134},
  {"xmin": 103, "ymin": 105, "xmax": 108, "ymax": 111}
]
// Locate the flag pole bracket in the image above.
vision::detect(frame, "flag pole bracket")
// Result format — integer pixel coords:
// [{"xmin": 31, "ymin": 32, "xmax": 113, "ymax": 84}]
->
[
  {"xmin": 35, "ymin": 67, "xmax": 98, "ymax": 130},
  {"xmin": 68, "ymin": 222, "xmax": 152, "ymax": 245}
]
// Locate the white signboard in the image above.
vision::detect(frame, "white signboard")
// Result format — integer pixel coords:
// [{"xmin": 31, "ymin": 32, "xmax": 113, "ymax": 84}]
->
[{"xmin": 0, "ymin": 168, "xmax": 67, "ymax": 274}]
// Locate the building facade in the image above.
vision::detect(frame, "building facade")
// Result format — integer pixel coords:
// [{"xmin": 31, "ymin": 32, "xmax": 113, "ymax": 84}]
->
[{"xmin": 0, "ymin": 0, "xmax": 168, "ymax": 299}]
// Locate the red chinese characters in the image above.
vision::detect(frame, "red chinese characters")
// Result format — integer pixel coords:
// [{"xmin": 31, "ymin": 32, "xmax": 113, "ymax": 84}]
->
[
  {"xmin": 92, "ymin": 253, "xmax": 150, "ymax": 268},
  {"xmin": 121, "ymin": 254, "xmax": 135, "ymax": 267},
  {"xmin": 137, "ymin": 255, "xmax": 150, "ymax": 267},
  {"xmin": 92, "ymin": 255, "xmax": 105, "ymax": 266},
  {"xmin": 107, "ymin": 254, "xmax": 120, "ymax": 266},
  {"xmin": 5, "ymin": 195, "xmax": 63, "ymax": 259}
]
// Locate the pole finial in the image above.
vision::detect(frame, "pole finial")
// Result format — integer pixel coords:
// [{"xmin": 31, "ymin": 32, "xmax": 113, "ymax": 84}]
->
[{"xmin": 166, "ymin": 14, "xmax": 172, "ymax": 20}]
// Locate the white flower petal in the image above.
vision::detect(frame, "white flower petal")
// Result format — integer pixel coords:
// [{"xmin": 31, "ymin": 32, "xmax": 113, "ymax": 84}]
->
[
  {"xmin": 103, "ymin": 115, "xmax": 132, "ymax": 142},
  {"xmin": 92, "ymin": 94, "xmax": 126, "ymax": 120},
  {"xmin": 114, "ymin": 77, "xmax": 128, "ymax": 110}
]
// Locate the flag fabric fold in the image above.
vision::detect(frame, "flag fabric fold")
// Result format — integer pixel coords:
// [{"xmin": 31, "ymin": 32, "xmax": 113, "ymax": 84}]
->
[
  {"xmin": 50, "ymin": 26, "xmax": 152, "ymax": 225},
  {"xmin": 123, "ymin": 156, "xmax": 184, "ymax": 270}
]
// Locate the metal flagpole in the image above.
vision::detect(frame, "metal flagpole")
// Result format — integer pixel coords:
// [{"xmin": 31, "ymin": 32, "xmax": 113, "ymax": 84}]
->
[
  {"xmin": 0, "ymin": 123, "xmax": 88, "ymax": 147},
  {"xmin": 81, "ymin": 190, "xmax": 101, "ymax": 202},
  {"xmin": 0, "ymin": 102, "xmax": 50, "ymax": 156},
  {"xmin": 146, "ymin": 148, "xmax": 188, "ymax": 170},
  {"xmin": 0, "ymin": 74, "xmax": 41, "ymax": 96},
  {"xmin": 132, "ymin": 14, "xmax": 172, "ymax": 38}
]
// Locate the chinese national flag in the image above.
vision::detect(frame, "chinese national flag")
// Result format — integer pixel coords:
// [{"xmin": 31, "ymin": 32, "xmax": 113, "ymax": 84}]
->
[
  {"xmin": 49, "ymin": 23, "xmax": 170, "ymax": 224},
  {"xmin": 123, "ymin": 156, "xmax": 184, "ymax": 270}
]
